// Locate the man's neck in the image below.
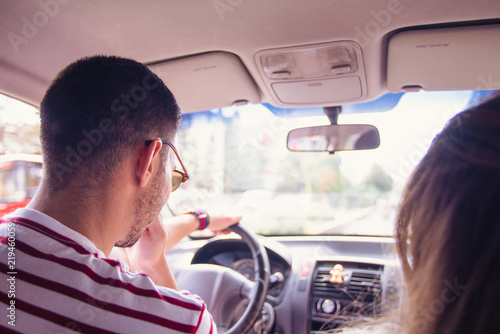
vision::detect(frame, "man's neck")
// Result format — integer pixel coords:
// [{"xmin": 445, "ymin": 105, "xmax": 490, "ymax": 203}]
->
[{"xmin": 27, "ymin": 183, "xmax": 128, "ymax": 256}]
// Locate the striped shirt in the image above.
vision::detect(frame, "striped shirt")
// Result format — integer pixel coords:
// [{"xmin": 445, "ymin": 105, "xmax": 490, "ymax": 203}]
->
[{"xmin": 0, "ymin": 208, "xmax": 216, "ymax": 334}]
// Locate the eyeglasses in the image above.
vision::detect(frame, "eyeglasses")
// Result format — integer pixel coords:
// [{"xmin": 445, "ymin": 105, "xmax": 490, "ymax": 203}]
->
[{"xmin": 145, "ymin": 140, "xmax": 189, "ymax": 192}]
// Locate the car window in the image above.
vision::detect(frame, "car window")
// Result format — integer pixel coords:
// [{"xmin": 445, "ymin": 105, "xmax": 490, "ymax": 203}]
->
[
  {"xmin": 1, "ymin": 91, "xmax": 494, "ymax": 236},
  {"xmin": 0, "ymin": 94, "xmax": 42, "ymax": 215},
  {"xmin": 167, "ymin": 90, "xmax": 495, "ymax": 236},
  {"xmin": 0, "ymin": 94, "xmax": 40, "ymax": 154}
]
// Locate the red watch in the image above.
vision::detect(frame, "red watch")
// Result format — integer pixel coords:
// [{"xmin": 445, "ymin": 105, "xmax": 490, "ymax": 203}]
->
[{"xmin": 185, "ymin": 209, "xmax": 210, "ymax": 230}]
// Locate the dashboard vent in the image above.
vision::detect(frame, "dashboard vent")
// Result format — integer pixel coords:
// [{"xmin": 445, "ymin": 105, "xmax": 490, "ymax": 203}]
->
[
  {"xmin": 310, "ymin": 262, "xmax": 384, "ymax": 332},
  {"xmin": 311, "ymin": 262, "xmax": 383, "ymax": 302},
  {"xmin": 312, "ymin": 266, "xmax": 345, "ymax": 296},
  {"xmin": 348, "ymin": 271, "xmax": 382, "ymax": 302}
]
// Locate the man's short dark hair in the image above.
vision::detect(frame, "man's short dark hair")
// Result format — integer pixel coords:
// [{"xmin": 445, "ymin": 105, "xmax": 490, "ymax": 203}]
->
[{"xmin": 40, "ymin": 55, "xmax": 181, "ymax": 191}]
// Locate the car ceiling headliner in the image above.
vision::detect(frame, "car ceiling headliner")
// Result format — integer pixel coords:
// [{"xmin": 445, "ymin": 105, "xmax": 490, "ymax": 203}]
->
[{"xmin": 1, "ymin": 0, "xmax": 499, "ymax": 110}]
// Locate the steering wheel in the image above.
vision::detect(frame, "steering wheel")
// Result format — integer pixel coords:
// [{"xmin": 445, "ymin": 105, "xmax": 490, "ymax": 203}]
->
[{"xmin": 175, "ymin": 223, "xmax": 271, "ymax": 333}]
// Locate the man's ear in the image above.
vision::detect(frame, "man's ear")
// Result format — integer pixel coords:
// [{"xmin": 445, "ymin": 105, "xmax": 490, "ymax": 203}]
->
[{"xmin": 136, "ymin": 139, "xmax": 162, "ymax": 188}]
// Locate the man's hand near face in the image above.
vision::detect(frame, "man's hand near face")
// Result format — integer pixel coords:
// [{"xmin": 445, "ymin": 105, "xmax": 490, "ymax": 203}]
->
[
  {"xmin": 110, "ymin": 211, "xmax": 241, "ymax": 289},
  {"xmin": 111, "ymin": 216, "xmax": 178, "ymax": 289}
]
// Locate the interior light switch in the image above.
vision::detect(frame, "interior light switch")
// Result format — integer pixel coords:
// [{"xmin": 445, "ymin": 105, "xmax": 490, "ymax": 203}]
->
[
  {"xmin": 272, "ymin": 71, "xmax": 291, "ymax": 79},
  {"xmin": 331, "ymin": 65, "xmax": 351, "ymax": 74}
]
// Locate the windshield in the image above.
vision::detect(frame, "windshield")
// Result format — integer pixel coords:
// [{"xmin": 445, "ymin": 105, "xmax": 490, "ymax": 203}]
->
[
  {"xmin": 168, "ymin": 90, "xmax": 494, "ymax": 236},
  {"xmin": 0, "ymin": 91, "xmax": 493, "ymax": 236}
]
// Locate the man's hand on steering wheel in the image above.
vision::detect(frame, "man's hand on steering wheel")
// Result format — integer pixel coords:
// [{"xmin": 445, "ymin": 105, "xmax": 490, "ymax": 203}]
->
[{"xmin": 206, "ymin": 212, "xmax": 242, "ymax": 235}]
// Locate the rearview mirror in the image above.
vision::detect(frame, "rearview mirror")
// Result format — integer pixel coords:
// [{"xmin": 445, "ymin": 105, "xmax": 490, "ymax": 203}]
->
[{"xmin": 287, "ymin": 124, "xmax": 380, "ymax": 152}]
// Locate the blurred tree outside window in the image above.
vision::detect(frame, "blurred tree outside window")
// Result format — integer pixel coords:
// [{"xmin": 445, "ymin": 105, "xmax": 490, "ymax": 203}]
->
[{"xmin": 0, "ymin": 94, "xmax": 40, "ymax": 155}]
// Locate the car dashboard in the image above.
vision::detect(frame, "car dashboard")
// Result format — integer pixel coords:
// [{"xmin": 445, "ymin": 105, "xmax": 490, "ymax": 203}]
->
[{"xmin": 167, "ymin": 234, "xmax": 402, "ymax": 334}]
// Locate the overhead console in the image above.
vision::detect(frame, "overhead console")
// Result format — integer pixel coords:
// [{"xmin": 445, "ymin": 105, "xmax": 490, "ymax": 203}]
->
[
  {"xmin": 255, "ymin": 41, "xmax": 368, "ymax": 107},
  {"xmin": 387, "ymin": 24, "xmax": 500, "ymax": 92}
]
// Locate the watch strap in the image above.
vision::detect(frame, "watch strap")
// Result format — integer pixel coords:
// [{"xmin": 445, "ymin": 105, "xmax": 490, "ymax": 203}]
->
[{"xmin": 185, "ymin": 209, "xmax": 210, "ymax": 230}]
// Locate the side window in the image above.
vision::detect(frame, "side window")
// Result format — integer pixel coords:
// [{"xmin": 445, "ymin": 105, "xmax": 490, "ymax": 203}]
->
[
  {"xmin": 0, "ymin": 94, "xmax": 41, "ymax": 214},
  {"xmin": 26, "ymin": 161, "xmax": 43, "ymax": 198}
]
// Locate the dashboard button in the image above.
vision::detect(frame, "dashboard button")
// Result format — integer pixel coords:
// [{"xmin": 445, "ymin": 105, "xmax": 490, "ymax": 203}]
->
[
  {"xmin": 298, "ymin": 278, "xmax": 307, "ymax": 291},
  {"xmin": 317, "ymin": 299, "xmax": 340, "ymax": 314}
]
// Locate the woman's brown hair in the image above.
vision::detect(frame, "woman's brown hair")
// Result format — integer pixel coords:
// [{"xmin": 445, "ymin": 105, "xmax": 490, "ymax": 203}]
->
[{"xmin": 395, "ymin": 92, "xmax": 500, "ymax": 333}]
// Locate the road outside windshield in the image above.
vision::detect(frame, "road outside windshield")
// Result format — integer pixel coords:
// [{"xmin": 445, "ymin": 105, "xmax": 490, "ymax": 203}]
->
[
  {"xmin": 0, "ymin": 91, "xmax": 488, "ymax": 236},
  {"xmin": 167, "ymin": 91, "xmax": 487, "ymax": 236}
]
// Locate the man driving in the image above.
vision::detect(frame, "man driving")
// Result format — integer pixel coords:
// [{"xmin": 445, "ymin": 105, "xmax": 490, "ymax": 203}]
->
[{"xmin": 0, "ymin": 55, "xmax": 239, "ymax": 333}]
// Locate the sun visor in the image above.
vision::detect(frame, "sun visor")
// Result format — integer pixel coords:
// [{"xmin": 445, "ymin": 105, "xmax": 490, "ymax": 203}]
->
[
  {"xmin": 387, "ymin": 24, "xmax": 500, "ymax": 92},
  {"xmin": 148, "ymin": 52, "xmax": 261, "ymax": 113}
]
